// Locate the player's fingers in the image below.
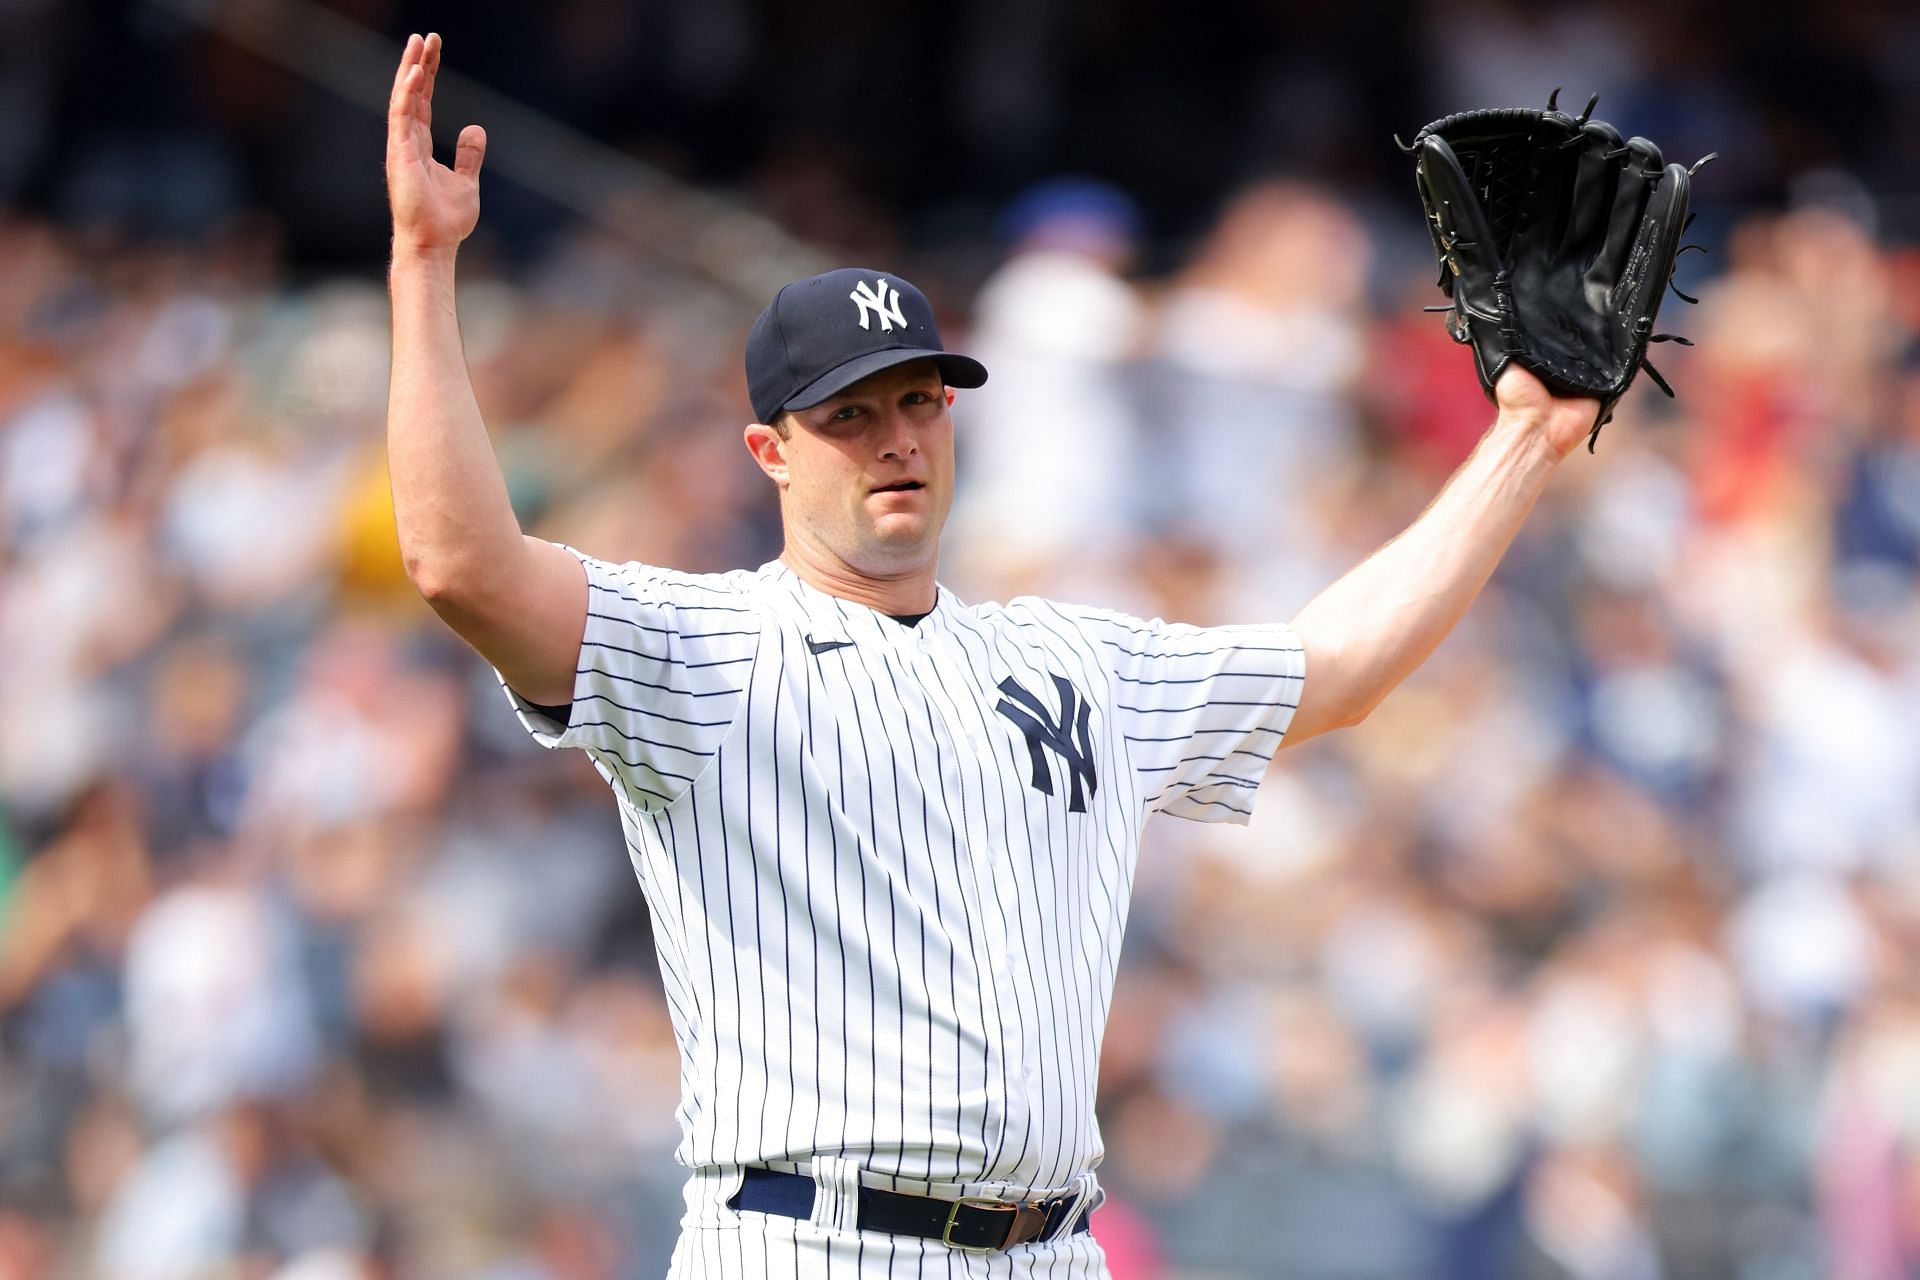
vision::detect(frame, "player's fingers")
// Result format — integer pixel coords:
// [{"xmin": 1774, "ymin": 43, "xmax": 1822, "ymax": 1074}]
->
[
  {"xmin": 417, "ymin": 45, "xmax": 440, "ymax": 131},
  {"xmin": 409, "ymin": 60, "xmax": 433, "ymax": 133},
  {"xmin": 401, "ymin": 64, "xmax": 430, "ymax": 135},
  {"xmin": 388, "ymin": 66, "xmax": 427, "ymax": 156},
  {"xmin": 388, "ymin": 33, "xmax": 423, "ymax": 121},
  {"xmin": 454, "ymin": 124, "xmax": 487, "ymax": 179}
]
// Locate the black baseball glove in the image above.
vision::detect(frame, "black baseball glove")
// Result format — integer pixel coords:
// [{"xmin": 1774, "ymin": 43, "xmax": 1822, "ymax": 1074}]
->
[{"xmin": 1404, "ymin": 92, "xmax": 1713, "ymax": 449}]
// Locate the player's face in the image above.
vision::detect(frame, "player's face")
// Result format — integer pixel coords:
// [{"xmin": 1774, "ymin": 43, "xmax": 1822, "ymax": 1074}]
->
[{"xmin": 752, "ymin": 360, "xmax": 955, "ymax": 576}]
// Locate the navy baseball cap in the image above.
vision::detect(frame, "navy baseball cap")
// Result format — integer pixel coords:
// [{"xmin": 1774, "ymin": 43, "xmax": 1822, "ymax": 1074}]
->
[{"xmin": 745, "ymin": 267, "xmax": 988, "ymax": 425}]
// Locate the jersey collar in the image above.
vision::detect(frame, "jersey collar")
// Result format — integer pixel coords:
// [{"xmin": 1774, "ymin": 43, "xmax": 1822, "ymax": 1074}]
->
[{"xmin": 761, "ymin": 560, "xmax": 959, "ymax": 646}]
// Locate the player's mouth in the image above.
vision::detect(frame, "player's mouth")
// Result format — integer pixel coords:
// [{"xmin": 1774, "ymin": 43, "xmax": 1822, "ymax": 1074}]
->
[{"xmin": 871, "ymin": 480, "xmax": 924, "ymax": 494}]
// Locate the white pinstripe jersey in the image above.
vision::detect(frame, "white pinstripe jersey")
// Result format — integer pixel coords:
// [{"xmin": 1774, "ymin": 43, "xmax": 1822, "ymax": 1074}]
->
[{"xmin": 500, "ymin": 548, "xmax": 1305, "ymax": 1253}]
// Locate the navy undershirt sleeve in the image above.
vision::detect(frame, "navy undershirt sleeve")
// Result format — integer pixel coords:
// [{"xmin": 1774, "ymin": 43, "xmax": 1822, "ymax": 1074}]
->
[{"xmin": 526, "ymin": 698, "xmax": 573, "ymax": 727}]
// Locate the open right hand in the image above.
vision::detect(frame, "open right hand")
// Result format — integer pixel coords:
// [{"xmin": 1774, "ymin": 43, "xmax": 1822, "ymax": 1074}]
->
[{"xmin": 386, "ymin": 33, "xmax": 485, "ymax": 253}]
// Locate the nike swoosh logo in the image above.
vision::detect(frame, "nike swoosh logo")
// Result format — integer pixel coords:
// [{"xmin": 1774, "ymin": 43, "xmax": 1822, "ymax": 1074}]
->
[{"xmin": 806, "ymin": 636, "xmax": 855, "ymax": 655}]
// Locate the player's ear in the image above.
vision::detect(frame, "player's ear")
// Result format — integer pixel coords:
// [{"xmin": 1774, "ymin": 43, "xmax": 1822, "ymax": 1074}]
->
[
  {"xmin": 944, "ymin": 387, "xmax": 955, "ymax": 407},
  {"xmin": 743, "ymin": 421, "xmax": 790, "ymax": 488}
]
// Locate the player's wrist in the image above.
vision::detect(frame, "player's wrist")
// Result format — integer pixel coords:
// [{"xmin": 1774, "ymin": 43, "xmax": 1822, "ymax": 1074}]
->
[
  {"xmin": 1489, "ymin": 404, "xmax": 1577, "ymax": 472},
  {"xmin": 391, "ymin": 237, "xmax": 461, "ymax": 268},
  {"xmin": 389, "ymin": 240, "xmax": 463, "ymax": 293}
]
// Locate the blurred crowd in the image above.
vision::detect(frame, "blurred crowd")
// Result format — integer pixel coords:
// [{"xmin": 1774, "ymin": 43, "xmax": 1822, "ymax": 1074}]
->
[
  {"xmin": 5, "ymin": 166, "xmax": 1920, "ymax": 1280},
  {"xmin": 6, "ymin": 0, "xmax": 1920, "ymax": 264}
]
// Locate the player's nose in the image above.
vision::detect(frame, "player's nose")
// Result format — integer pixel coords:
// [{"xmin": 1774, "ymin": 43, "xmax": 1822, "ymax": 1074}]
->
[{"xmin": 875, "ymin": 409, "xmax": 918, "ymax": 458}]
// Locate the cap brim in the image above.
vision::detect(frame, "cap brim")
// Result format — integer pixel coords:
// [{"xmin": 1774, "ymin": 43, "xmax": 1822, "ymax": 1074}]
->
[{"xmin": 782, "ymin": 348, "xmax": 988, "ymax": 415}]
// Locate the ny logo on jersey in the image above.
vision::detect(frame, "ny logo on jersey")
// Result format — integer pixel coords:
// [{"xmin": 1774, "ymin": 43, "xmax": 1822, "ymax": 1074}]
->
[
  {"xmin": 995, "ymin": 674, "xmax": 1098, "ymax": 813},
  {"xmin": 849, "ymin": 277, "xmax": 908, "ymax": 332}
]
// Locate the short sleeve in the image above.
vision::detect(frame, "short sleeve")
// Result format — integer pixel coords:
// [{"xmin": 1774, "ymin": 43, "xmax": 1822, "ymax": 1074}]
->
[
  {"xmin": 1068, "ymin": 606, "xmax": 1306, "ymax": 824},
  {"xmin": 496, "ymin": 549, "xmax": 761, "ymax": 809}
]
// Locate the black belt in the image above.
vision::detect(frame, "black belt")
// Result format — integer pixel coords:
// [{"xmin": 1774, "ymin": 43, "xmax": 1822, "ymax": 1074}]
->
[{"xmin": 727, "ymin": 1165, "xmax": 1095, "ymax": 1253}]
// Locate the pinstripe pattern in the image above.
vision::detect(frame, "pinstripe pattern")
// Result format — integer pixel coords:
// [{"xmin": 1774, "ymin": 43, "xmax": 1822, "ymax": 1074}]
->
[{"xmin": 498, "ymin": 548, "xmax": 1305, "ymax": 1273}]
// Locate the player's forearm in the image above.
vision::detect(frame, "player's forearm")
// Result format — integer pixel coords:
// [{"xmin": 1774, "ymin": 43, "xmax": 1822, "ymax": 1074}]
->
[
  {"xmin": 386, "ymin": 244, "xmax": 528, "ymax": 603},
  {"xmin": 1285, "ymin": 409, "xmax": 1561, "ymax": 741}
]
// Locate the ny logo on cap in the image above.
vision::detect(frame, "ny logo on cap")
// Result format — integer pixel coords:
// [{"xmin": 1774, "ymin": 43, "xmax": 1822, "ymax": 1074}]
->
[{"xmin": 849, "ymin": 278, "xmax": 908, "ymax": 332}]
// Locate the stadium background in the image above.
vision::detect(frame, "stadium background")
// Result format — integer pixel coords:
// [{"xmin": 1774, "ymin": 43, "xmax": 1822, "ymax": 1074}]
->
[{"xmin": 4, "ymin": 0, "xmax": 1920, "ymax": 1276}]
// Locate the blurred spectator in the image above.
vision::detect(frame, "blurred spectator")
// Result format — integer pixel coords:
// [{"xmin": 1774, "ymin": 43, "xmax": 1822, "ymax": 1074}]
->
[
  {"xmin": 948, "ymin": 177, "xmax": 1147, "ymax": 595},
  {"xmin": 1139, "ymin": 181, "xmax": 1373, "ymax": 613}
]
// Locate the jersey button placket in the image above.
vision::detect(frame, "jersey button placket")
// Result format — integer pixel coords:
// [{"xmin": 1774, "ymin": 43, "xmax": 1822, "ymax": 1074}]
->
[
  {"xmin": 913, "ymin": 631, "xmax": 1031, "ymax": 1069},
  {"xmin": 935, "ymin": 636, "xmax": 1045, "ymax": 1141}
]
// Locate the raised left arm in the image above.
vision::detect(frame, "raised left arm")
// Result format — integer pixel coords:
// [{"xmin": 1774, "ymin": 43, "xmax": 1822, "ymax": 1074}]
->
[{"xmin": 1281, "ymin": 366, "xmax": 1597, "ymax": 747}]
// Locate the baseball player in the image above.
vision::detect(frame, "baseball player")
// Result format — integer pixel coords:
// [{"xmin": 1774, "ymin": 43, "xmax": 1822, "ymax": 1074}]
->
[{"xmin": 385, "ymin": 33, "xmax": 1601, "ymax": 1278}]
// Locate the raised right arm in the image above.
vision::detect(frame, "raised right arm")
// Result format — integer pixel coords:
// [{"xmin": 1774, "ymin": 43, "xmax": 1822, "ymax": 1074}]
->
[{"xmin": 385, "ymin": 33, "xmax": 585, "ymax": 706}]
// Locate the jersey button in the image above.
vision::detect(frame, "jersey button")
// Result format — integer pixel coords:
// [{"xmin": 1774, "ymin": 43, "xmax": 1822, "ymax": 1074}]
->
[{"xmin": 916, "ymin": 634, "xmax": 932, "ymax": 653}]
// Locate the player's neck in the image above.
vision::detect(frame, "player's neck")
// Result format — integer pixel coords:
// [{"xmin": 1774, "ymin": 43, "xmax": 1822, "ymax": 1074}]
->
[{"xmin": 780, "ymin": 542, "xmax": 937, "ymax": 617}]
